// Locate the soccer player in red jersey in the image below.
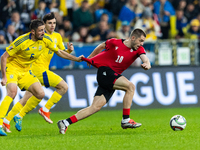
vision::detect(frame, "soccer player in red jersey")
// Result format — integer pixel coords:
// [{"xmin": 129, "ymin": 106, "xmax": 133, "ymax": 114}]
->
[{"xmin": 57, "ymin": 28, "xmax": 151, "ymax": 134}]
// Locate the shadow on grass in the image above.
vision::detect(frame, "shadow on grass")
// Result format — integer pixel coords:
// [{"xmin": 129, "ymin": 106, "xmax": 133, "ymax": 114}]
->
[{"xmin": 2, "ymin": 127, "xmax": 144, "ymax": 140}]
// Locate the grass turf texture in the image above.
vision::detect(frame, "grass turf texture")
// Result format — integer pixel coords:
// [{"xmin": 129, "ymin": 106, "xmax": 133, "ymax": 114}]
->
[{"xmin": 0, "ymin": 107, "xmax": 200, "ymax": 150}]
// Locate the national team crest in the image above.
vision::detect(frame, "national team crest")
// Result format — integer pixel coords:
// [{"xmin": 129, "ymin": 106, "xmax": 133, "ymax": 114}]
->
[
  {"xmin": 54, "ymin": 38, "xmax": 57, "ymax": 44},
  {"xmin": 10, "ymin": 74, "xmax": 14, "ymax": 79},
  {"xmin": 130, "ymin": 49, "xmax": 133, "ymax": 52},
  {"xmin": 39, "ymin": 45, "xmax": 42, "ymax": 50}
]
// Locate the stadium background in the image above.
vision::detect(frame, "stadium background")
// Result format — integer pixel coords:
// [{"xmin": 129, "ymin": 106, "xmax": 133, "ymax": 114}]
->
[
  {"xmin": 0, "ymin": 64, "xmax": 200, "ymax": 112},
  {"xmin": 0, "ymin": 0, "xmax": 200, "ymax": 112}
]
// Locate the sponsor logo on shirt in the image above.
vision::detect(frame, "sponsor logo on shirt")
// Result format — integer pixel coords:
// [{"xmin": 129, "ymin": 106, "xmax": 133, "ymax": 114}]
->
[
  {"xmin": 25, "ymin": 47, "xmax": 30, "ymax": 51},
  {"xmin": 115, "ymin": 47, "xmax": 118, "ymax": 50},
  {"xmin": 130, "ymin": 49, "xmax": 133, "ymax": 52}
]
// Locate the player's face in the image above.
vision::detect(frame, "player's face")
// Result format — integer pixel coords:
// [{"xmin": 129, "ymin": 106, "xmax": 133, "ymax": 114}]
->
[
  {"xmin": 45, "ymin": 18, "xmax": 56, "ymax": 33},
  {"xmin": 35, "ymin": 25, "xmax": 45, "ymax": 40},
  {"xmin": 131, "ymin": 35, "xmax": 146, "ymax": 50}
]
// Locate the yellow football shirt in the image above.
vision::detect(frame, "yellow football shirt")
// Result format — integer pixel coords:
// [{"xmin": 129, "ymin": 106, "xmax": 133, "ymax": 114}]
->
[
  {"xmin": 32, "ymin": 32, "xmax": 65, "ymax": 70},
  {"xmin": 6, "ymin": 32, "xmax": 59, "ymax": 71}
]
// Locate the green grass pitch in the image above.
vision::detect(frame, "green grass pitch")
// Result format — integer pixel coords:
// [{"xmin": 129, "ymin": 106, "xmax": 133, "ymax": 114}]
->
[{"xmin": 0, "ymin": 107, "xmax": 200, "ymax": 150}]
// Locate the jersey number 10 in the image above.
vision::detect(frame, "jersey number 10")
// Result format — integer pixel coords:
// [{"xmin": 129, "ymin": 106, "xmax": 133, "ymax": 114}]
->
[{"xmin": 115, "ymin": 55, "xmax": 124, "ymax": 63}]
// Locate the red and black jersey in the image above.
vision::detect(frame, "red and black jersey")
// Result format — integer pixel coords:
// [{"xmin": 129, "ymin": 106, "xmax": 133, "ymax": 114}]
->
[{"xmin": 83, "ymin": 38, "xmax": 146, "ymax": 74}]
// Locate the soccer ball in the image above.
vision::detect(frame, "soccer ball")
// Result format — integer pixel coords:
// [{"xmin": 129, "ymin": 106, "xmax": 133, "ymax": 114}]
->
[{"xmin": 170, "ymin": 115, "xmax": 186, "ymax": 131}]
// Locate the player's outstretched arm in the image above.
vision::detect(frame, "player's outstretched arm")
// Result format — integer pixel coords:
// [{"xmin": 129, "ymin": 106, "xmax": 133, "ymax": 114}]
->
[
  {"xmin": 55, "ymin": 50, "xmax": 84, "ymax": 62},
  {"xmin": 1, "ymin": 51, "xmax": 9, "ymax": 86},
  {"xmin": 140, "ymin": 54, "xmax": 151, "ymax": 70},
  {"xmin": 87, "ymin": 42, "xmax": 106, "ymax": 58}
]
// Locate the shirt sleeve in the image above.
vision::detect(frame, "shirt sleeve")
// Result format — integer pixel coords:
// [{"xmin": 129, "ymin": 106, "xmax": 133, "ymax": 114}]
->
[
  {"xmin": 57, "ymin": 34, "xmax": 65, "ymax": 50},
  {"xmin": 105, "ymin": 38, "xmax": 115, "ymax": 51},
  {"xmin": 137, "ymin": 46, "xmax": 146, "ymax": 56},
  {"xmin": 46, "ymin": 39, "xmax": 59, "ymax": 52},
  {"xmin": 6, "ymin": 37, "xmax": 22, "ymax": 56}
]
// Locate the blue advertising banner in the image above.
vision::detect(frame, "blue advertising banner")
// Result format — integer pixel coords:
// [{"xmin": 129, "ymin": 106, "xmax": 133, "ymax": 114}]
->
[{"xmin": 0, "ymin": 66, "xmax": 199, "ymax": 112}]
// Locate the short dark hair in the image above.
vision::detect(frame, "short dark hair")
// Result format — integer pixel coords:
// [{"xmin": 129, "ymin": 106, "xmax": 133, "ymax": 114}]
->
[
  {"xmin": 11, "ymin": 10, "xmax": 19, "ymax": 14},
  {"xmin": 82, "ymin": 0, "xmax": 88, "ymax": 3},
  {"xmin": 130, "ymin": 28, "xmax": 146, "ymax": 38},
  {"xmin": 29, "ymin": 19, "xmax": 44, "ymax": 30},
  {"xmin": 43, "ymin": 12, "xmax": 55, "ymax": 23}
]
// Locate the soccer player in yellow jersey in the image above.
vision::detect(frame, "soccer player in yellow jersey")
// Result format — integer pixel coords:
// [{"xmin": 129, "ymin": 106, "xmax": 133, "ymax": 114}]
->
[
  {"xmin": 0, "ymin": 19, "xmax": 83, "ymax": 136},
  {"xmin": 2, "ymin": 13, "xmax": 76, "ymax": 133}
]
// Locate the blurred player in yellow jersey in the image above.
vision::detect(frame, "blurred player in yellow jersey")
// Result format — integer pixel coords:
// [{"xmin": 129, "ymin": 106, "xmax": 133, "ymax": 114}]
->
[
  {"xmin": 2, "ymin": 13, "xmax": 82, "ymax": 134},
  {"xmin": 0, "ymin": 18, "xmax": 83, "ymax": 136}
]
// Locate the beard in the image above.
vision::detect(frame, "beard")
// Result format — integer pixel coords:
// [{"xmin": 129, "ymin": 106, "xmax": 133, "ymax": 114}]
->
[
  {"xmin": 37, "ymin": 37, "xmax": 43, "ymax": 40},
  {"xmin": 131, "ymin": 40, "xmax": 137, "ymax": 50},
  {"xmin": 36, "ymin": 34, "xmax": 44, "ymax": 40},
  {"xmin": 131, "ymin": 38, "xmax": 141, "ymax": 50},
  {"xmin": 132, "ymin": 46, "xmax": 137, "ymax": 50}
]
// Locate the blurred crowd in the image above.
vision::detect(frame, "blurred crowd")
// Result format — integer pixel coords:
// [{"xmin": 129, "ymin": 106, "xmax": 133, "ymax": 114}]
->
[{"xmin": 0, "ymin": 0, "xmax": 200, "ymax": 45}]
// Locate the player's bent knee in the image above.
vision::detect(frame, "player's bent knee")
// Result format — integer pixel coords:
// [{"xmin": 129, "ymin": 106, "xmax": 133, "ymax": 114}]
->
[
  {"xmin": 62, "ymin": 83, "xmax": 68, "ymax": 93},
  {"xmin": 35, "ymin": 91, "xmax": 45, "ymax": 99},
  {"xmin": 127, "ymin": 82, "xmax": 135, "ymax": 93},
  {"xmin": 7, "ymin": 91, "xmax": 17, "ymax": 99},
  {"xmin": 7, "ymin": 85, "xmax": 18, "ymax": 99},
  {"xmin": 56, "ymin": 81, "xmax": 68, "ymax": 94}
]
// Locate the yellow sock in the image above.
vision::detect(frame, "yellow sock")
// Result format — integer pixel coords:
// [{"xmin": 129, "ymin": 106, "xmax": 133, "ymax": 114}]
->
[
  {"xmin": 5, "ymin": 102, "xmax": 23, "ymax": 122},
  {"xmin": 19, "ymin": 96, "xmax": 41, "ymax": 118},
  {"xmin": 45, "ymin": 91, "xmax": 62, "ymax": 110},
  {"xmin": 0, "ymin": 96, "xmax": 13, "ymax": 125}
]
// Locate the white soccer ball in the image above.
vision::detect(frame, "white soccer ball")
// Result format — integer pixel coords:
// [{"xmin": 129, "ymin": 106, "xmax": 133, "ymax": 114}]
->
[{"xmin": 170, "ymin": 115, "xmax": 186, "ymax": 131}]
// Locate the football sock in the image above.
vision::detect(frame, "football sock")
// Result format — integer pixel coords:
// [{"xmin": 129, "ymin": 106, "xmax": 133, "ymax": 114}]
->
[
  {"xmin": 63, "ymin": 120, "xmax": 70, "ymax": 127},
  {"xmin": 42, "ymin": 106, "xmax": 49, "ymax": 112},
  {"xmin": 122, "ymin": 118, "xmax": 130, "ymax": 123},
  {"xmin": 5, "ymin": 102, "xmax": 23, "ymax": 122},
  {"xmin": 45, "ymin": 91, "xmax": 62, "ymax": 110},
  {"xmin": 123, "ymin": 108, "xmax": 130, "ymax": 119},
  {"xmin": 65, "ymin": 115, "xmax": 78, "ymax": 126},
  {"xmin": 19, "ymin": 96, "xmax": 41, "ymax": 118},
  {"xmin": 3, "ymin": 118, "xmax": 10, "ymax": 124},
  {"xmin": 122, "ymin": 108, "xmax": 130, "ymax": 123},
  {"xmin": 16, "ymin": 114, "xmax": 22, "ymax": 118},
  {"xmin": 0, "ymin": 96, "xmax": 13, "ymax": 126}
]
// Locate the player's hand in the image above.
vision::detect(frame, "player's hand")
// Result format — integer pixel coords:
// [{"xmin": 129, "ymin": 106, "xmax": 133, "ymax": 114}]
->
[
  {"xmin": 77, "ymin": 55, "xmax": 84, "ymax": 62},
  {"xmin": 87, "ymin": 62, "xmax": 91, "ymax": 67},
  {"xmin": 67, "ymin": 42, "xmax": 74, "ymax": 53},
  {"xmin": 86, "ymin": 57, "xmax": 91, "ymax": 67},
  {"xmin": 1, "ymin": 77, "xmax": 7, "ymax": 86},
  {"xmin": 141, "ymin": 63, "xmax": 151, "ymax": 70}
]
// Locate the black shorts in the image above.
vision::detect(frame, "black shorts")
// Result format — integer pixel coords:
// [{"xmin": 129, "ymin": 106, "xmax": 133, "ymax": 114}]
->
[{"xmin": 94, "ymin": 66, "xmax": 122, "ymax": 102}]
